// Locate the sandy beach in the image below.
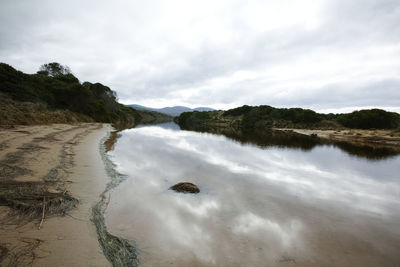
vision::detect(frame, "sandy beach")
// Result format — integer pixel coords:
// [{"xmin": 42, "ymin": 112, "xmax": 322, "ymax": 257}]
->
[{"xmin": 0, "ymin": 123, "xmax": 112, "ymax": 266}]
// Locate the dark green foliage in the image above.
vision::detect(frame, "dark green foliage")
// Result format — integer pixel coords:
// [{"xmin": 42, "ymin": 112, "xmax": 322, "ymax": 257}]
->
[
  {"xmin": 242, "ymin": 107, "xmax": 272, "ymax": 130},
  {"xmin": 177, "ymin": 104, "xmax": 400, "ymax": 131},
  {"xmin": 223, "ymin": 105, "xmax": 252, "ymax": 116},
  {"xmin": 192, "ymin": 111, "xmax": 211, "ymax": 120},
  {"xmin": 222, "ymin": 129, "xmax": 322, "ymax": 151},
  {"xmin": 0, "ymin": 62, "xmax": 139, "ymax": 125},
  {"xmin": 136, "ymin": 109, "xmax": 173, "ymax": 125},
  {"xmin": 281, "ymin": 108, "xmax": 322, "ymax": 124},
  {"xmin": 241, "ymin": 106, "xmax": 323, "ymax": 130},
  {"xmin": 177, "ymin": 105, "xmax": 327, "ymax": 132},
  {"xmin": 337, "ymin": 109, "xmax": 400, "ymax": 129},
  {"xmin": 176, "ymin": 111, "xmax": 211, "ymax": 130},
  {"xmin": 37, "ymin": 62, "xmax": 71, "ymax": 77},
  {"xmin": 55, "ymin": 73, "xmax": 80, "ymax": 84},
  {"xmin": 325, "ymin": 113, "xmax": 338, "ymax": 120}
]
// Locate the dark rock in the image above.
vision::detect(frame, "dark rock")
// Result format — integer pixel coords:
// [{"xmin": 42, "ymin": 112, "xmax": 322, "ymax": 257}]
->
[{"xmin": 169, "ymin": 182, "xmax": 200, "ymax": 194}]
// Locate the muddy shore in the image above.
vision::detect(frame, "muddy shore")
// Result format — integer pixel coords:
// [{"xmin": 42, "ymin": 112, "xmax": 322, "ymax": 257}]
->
[{"xmin": 0, "ymin": 123, "xmax": 124, "ymax": 266}]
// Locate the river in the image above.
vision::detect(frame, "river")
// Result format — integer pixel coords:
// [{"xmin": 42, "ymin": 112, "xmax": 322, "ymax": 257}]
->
[{"xmin": 105, "ymin": 122, "xmax": 400, "ymax": 266}]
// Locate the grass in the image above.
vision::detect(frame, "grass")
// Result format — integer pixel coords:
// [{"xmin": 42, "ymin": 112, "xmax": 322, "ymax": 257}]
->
[
  {"xmin": 0, "ymin": 181, "xmax": 78, "ymax": 222},
  {"xmin": 0, "ymin": 92, "xmax": 93, "ymax": 125}
]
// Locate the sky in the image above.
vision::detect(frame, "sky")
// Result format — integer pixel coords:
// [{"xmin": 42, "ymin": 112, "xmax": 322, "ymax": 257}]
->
[{"xmin": 1, "ymin": 0, "xmax": 399, "ymax": 112}]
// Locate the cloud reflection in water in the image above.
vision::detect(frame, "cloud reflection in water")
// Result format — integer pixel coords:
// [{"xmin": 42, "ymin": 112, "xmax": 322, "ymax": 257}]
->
[{"xmin": 105, "ymin": 124, "xmax": 400, "ymax": 265}]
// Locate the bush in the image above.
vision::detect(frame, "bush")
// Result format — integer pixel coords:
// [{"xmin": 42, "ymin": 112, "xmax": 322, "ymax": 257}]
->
[
  {"xmin": 176, "ymin": 111, "xmax": 211, "ymax": 129},
  {"xmin": 337, "ymin": 109, "xmax": 400, "ymax": 129},
  {"xmin": 223, "ymin": 105, "xmax": 252, "ymax": 116}
]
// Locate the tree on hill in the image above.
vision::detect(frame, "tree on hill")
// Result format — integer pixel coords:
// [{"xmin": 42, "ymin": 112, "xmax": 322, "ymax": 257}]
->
[
  {"xmin": 337, "ymin": 109, "xmax": 400, "ymax": 129},
  {"xmin": 37, "ymin": 62, "xmax": 71, "ymax": 77},
  {"xmin": 0, "ymin": 62, "xmax": 141, "ymax": 126}
]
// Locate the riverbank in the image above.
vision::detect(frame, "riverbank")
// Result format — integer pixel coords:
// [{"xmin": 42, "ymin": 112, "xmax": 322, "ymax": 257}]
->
[
  {"xmin": 274, "ymin": 128, "xmax": 400, "ymax": 151},
  {"xmin": 0, "ymin": 123, "xmax": 112, "ymax": 266}
]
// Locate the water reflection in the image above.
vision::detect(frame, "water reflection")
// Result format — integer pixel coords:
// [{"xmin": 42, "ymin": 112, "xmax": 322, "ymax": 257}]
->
[
  {"xmin": 205, "ymin": 128, "xmax": 400, "ymax": 160},
  {"xmin": 106, "ymin": 124, "xmax": 400, "ymax": 266}
]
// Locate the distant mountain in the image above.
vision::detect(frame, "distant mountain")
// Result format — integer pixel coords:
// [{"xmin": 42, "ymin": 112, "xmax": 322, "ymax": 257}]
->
[
  {"xmin": 193, "ymin": 107, "xmax": 215, "ymax": 112},
  {"xmin": 128, "ymin": 104, "xmax": 214, "ymax": 116}
]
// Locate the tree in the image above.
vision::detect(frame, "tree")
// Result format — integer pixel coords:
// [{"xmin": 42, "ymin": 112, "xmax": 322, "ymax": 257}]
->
[
  {"xmin": 37, "ymin": 62, "xmax": 71, "ymax": 77},
  {"xmin": 337, "ymin": 109, "xmax": 400, "ymax": 129}
]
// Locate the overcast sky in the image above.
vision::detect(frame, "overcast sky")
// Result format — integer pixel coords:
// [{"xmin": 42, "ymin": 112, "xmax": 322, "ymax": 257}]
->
[{"xmin": 1, "ymin": 0, "xmax": 399, "ymax": 112}]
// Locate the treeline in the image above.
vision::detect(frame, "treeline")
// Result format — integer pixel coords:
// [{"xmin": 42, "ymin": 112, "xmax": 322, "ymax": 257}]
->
[
  {"xmin": 0, "ymin": 62, "xmax": 161, "ymax": 126},
  {"xmin": 176, "ymin": 105, "xmax": 400, "ymax": 131},
  {"xmin": 177, "ymin": 110, "xmax": 211, "ymax": 128},
  {"xmin": 336, "ymin": 109, "xmax": 399, "ymax": 129}
]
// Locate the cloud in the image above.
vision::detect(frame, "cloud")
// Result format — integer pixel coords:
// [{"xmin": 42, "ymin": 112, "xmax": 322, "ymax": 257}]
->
[{"xmin": 0, "ymin": 0, "xmax": 399, "ymax": 111}]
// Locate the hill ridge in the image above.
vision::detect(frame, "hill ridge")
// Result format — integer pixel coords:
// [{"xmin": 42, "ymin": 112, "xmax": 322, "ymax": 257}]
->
[{"xmin": 128, "ymin": 104, "xmax": 214, "ymax": 116}]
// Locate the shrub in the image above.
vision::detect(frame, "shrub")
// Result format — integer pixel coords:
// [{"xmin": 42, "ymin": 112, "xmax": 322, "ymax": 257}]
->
[
  {"xmin": 223, "ymin": 105, "xmax": 253, "ymax": 116},
  {"xmin": 337, "ymin": 109, "xmax": 400, "ymax": 129}
]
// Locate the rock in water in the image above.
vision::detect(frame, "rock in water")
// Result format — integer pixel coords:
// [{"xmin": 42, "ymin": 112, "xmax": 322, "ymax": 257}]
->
[{"xmin": 170, "ymin": 182, "xmax": 200, "ymax": 194}]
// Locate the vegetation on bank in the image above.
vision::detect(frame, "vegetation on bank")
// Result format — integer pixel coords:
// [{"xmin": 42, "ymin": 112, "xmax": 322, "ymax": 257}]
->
[
  {"xmin": 336, "ymin": 109, "xmax": 399, "ymax": 129},
  {"xmin": 0, "ymin": 92, "xmax": 94, "ymax": 125},
  {"xmin": 176, "ymin": 105, "xmax": 400, "ymax": 132},
  {"xmin": 0, "ymin": 62, "xmax": 171, "ymax": 126}
]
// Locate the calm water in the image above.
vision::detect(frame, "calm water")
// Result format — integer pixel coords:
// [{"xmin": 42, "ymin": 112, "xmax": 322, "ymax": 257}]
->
[{"xmin": 105, "ymin": 123, "xmax": 400, "ymax": 266}]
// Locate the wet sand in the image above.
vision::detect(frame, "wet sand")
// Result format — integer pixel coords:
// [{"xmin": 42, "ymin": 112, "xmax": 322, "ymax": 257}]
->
[{"xmin": 0, "ymin": 123, "xmax": 111, "ymax": 266}]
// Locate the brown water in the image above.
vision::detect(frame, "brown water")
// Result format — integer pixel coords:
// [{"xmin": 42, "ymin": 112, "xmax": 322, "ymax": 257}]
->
[{"xmin": 105, "ymin": 123, "xmax": 400, "ymax": 266}]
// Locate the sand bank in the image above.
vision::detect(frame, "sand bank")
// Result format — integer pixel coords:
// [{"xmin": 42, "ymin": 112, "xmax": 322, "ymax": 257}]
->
[
  {"xmin": 274, "ymin": 128, "xmax": 400, "ymax": 151},
  {"xmin": 0, "ymin": 123, "xmax": 112, "ymax": 266}
]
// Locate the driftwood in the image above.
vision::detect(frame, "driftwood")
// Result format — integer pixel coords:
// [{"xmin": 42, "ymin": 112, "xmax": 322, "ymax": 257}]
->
[
  {"xmin": 0, "ymin": 181, "xmax": 78, "ymax": 222},
  {"xmin": 38, "ymin": 197, "xmax": 46, "ymax": 230}
]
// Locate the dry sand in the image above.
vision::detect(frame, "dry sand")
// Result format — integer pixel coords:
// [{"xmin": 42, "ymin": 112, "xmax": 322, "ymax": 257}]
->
[{"xmin": 0, "ymin": 123, "xmax": 112, "ymax": 266}]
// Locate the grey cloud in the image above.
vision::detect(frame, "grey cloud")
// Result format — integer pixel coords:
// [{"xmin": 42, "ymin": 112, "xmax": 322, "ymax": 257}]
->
[
  {"xmin": 254, "ymin": 79, "xmax": 400, "ymax": 110},
  {"xmin": 0, "ymin": 0, "xmax": 399, "ymax": 111}
]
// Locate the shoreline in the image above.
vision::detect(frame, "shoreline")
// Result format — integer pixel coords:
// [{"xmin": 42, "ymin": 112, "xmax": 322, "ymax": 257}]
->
[
  {"xmin": 92, "ymin": 129, "xmax": 139, "ymax": 266},
  {"xmin": 0, "ymin": 123, "xmax": 117, "ymax": 266}
]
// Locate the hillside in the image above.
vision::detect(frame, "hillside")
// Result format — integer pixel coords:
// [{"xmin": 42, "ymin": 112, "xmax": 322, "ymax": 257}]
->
[
  {"xmin": 133, "ymin": 109, "xmax": 173, "ymax": 125},
  {"xmin": 0, "ymin": 63, "xmax": 171, "ymax": 127},
  {"xmin": 0, "ymin": 92, "xmax": 94, "ymax": 125},
  {"xmin": 129, "ymin": 104, "xmax": 214, "ymax": 116},
  {"xmin": 175, "ymin": 105, "xmax": 400, "ymax": 151},
  {"xmin": 176, "ymin": 105, "xmax": 400, "ymax": 132}
]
